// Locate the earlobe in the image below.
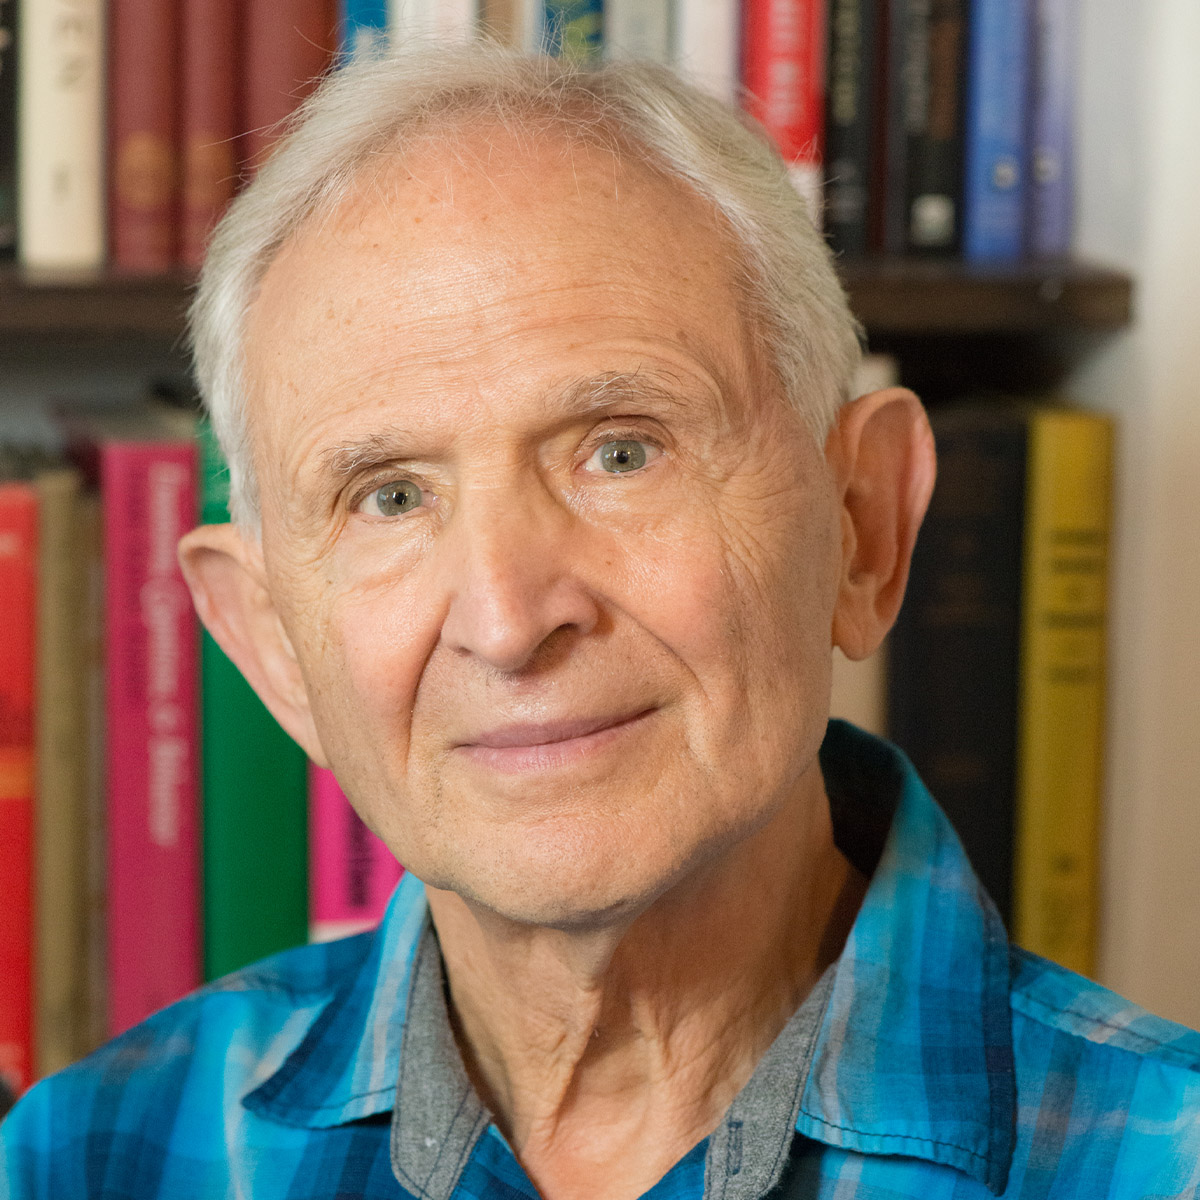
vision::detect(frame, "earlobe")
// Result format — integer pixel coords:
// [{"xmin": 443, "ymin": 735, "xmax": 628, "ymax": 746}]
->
[
  {"xmin": 177, "ymin": 524, "xmax": 329, "ymax": 766},
  {"xmin": 827, "ymin": 387, "xmax": 936, "ymax": 661}
]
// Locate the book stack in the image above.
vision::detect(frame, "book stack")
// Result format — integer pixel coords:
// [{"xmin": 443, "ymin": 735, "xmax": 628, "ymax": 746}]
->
[
  {"xmin": 0, "ymin": 406, "xmax": 402, "ymax": 1100},
  {"xmin": 4, "ymin": 0, "xmax": 1077, "ymax": 274}
]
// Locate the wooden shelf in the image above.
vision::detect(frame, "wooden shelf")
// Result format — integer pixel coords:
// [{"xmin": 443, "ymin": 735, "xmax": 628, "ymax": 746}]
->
[
  {"xmin": 0, "ymin": 259, "xmax": 1133, "ymax": 341},
  {"xmin": 840, "ymin": 258, "xmax": 1134, "ymax": 334}
]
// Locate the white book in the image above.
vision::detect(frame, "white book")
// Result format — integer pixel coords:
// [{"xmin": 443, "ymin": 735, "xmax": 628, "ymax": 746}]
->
[
  {"xmin": 673, "ymin": 0, "xmax": 739, "ymax": 104},
  {"xmin": 605, "ymin": 0, "xmax": 671, "ymax": 63},
  {"xmin": 19, "ymin": 0, "xmax": 106, "ymax": 270},
  {"xmin": 392, "ymin": 0, "xmax": 479, "ymax": 41}
]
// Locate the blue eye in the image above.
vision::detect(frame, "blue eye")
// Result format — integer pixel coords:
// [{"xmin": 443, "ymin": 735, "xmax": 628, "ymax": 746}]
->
[
  {"xmin": 589, "ymin": 439, "xmax": 655, "ymax": 474},
  {"xmin": 364, "ymin": 479, "xmax": 424, "ymax": 516}
]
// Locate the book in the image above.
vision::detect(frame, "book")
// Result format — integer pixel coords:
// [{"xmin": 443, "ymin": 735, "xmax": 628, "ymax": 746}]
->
[
  {"xmin": 199, "ymin": 421, "xmax": 309, "ymax": 981},
  {"xmin": 542, "ymin": 1, "xmax": 603, "ymax": 60},
  {"xmin": 309, "ymin": 765, "xmax": 402, "ymax": 942},
  {"xmin": 64, "ymin": 405, "xmax": 202, "ymax": 1036},
  {"xmin": 33, "ymin": 467, "xmax": 92, "ymax": 1078},
  {"xmin": 340, "ymin": 0, "xmax": 389, "ymax": 57},
  {"xmin": 479, "ymin": 0, "xmax": 543, "ymax": 49},
  {"xmin": 900, "ymin": 0, "xmax": 968, "ymax": 254},
  {"xmin": 110, "ymin": 0, "xmax": 179, "ymax": 271},
  {"xmin": 243, "ymin": 0, "xmax": 337, "ymax": 170},
  {"xmin": 604, "ymin": 0, "xmax": 671, "ymax": 62},
  {"xmin": 674, "ymin": 0, "xmax": 740, "ymax": 103},
  {"xmin": 0, "ymin": 0, "xmax": 16, "ymax": 259},
  {"xmin": 961, "ymin": 0, "xmax": 1033, "ymax": 262},
  {"xmin": 1028, "ymin": 0, "xmax": 1076, "ymax": 257},
  {"xmin": 888, "ymin": 403, "xmax": 1112, "ymax": 975},
  {"xmin": 17, "ymin": 0, "xmax": 105, "ymax": 270},
  {"xmin": 0, "ymin": 478, "xmax": 37, "ymax": 1096},
  {"xmin": 1012, "ymin": 410, "xmax": 1111, "ymax": 976},
  {"xmin": 824, "ymin": 0, "xmax": 883, "ymax": 256},
  {"xmin": 181, "ymin": 0, "xmax": 238, "ymax": 269},
  {"xmin": 392, "ymin": 0, "xmax": 478, "ymax": 41},
  {"xmin": 742, "ymin": 0, "xmax": 827, "ymax": 220}
]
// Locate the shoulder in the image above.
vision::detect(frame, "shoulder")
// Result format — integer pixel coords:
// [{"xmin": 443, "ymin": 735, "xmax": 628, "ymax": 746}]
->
[
  {"xmin": 0, "ymin": 934, "xmax": 372, "ymax": 1198},
  {"xmin": 1005, "ymin": 946, "xmax": 1200, "ymax": 1195}
]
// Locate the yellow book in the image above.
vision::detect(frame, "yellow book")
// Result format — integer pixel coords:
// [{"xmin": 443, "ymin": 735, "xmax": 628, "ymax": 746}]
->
[{"xmin": 1013, "ymin": 409, "xmax": 1114, "ymax": 978}]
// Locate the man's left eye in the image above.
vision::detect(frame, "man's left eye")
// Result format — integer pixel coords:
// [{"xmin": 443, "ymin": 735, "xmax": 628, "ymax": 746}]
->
[
  {"xmin": 585, "ymin": 439, "xmax": 659, "ymax": 475},
  {"xmin": 359, "ymin": 479, "xmax": 426, "ymax": 516}
]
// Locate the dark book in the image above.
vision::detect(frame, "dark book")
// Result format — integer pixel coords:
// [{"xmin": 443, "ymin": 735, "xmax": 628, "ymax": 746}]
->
[
  {"xmin": 888, "ymin": 406, "xmax": 1028, "ymax": 923},
  {"xmin": 824, "ymin": 0, "xmax": 882, "ymax": 256},
  {"xmin": 0, "ymin": 0, "xmax": 16, "ymax": 258},
  {"xmin": 110, "ymin": 0, "xmax": 179, "ymax": 271},
  {"xmin": 903, "ymin": 0, "xmax": 968, "ymax": 254}
]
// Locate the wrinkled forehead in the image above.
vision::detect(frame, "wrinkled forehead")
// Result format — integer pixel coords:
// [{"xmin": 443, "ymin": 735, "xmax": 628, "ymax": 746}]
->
[{"xmin": 239, "ymin": 122, "xmax": 776, "ymax": 495}]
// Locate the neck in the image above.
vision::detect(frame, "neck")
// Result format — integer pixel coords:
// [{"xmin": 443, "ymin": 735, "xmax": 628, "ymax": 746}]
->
[{"xmin": 425, "ymin": 764, "xmax": 867, "ymax": 1200}]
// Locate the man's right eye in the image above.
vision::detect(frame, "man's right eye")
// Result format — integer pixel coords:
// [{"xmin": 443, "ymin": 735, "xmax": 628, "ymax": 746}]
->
[{"xmin": 359, "ymin": 479, "xmax": 425, "ymax": 517}]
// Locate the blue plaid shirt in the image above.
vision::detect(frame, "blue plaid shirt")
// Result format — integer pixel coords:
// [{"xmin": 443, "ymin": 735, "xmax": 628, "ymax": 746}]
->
[{"xmin": 3, "ymin": 722, "xmax": 1199, "ymax": 1198}]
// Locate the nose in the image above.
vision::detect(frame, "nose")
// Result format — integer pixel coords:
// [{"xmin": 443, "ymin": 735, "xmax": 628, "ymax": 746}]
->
[{"xmin": 437, "ymin": 484, "xmax": 602, "ymax": 673}]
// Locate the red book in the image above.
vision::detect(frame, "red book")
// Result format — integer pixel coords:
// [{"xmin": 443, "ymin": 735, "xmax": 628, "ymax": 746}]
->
[
  {"xmin": 243, "ymin": 0, "xmax": 337, "ymax": 171},
  {"xmin": 309, "ymin": 765, "xmax": 402, "ymax": 943},
  {"xmin": 742, "ymin": 0, "xmax": 828, "ymax": 220},
  {"xmin": 0, "ymin": 482, "xmax": 37, "ymax": 1096},
  {"xmin": 110, "ymin": 0, "xmax": 179, "ymax": 271},
  {"xmin": 66, "ymin": 407, "xmax": 201, "ymax": 1036},
  {"xmin": 181, "ymin": 0, "xmax": 238, "ymax": 268}
]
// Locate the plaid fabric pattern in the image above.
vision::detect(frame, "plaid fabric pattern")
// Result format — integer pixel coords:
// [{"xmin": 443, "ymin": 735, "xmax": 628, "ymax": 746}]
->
[{"xmin": 3, "ymin": 721, "xmax": 1199, "ymax": 1198}]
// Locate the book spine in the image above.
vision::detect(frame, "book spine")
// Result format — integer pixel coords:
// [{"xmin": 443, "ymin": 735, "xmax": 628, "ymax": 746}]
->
[
  {"xmin": 243, "ymin": 0, "xmax": 336, "ymax": 170},
  {"xmin": 542, "ymin": 0, "xmax": 603, "ymax": 61},
  {"xmin": 742, "ymin": 0, "xmax": 827, "ymax": 220},
  {"xmin": 0, "ymin": 0, "xmax": 17, "ymax": 258},
  {"xmin": 673, "ymin": 0, "xmax": 740, "ymax": 103},
  {"xmin": 1013, "ymin": 411, "xmax": 1112, "ymax": 976},
  {"xmin": 903, "ymin": 0, "xmax": 968, "ymax": 253},
  {"xmin": 340, "ymin": 0, "xmax": 389, "ymax": 57},
  {"xmin": 604, "ymin": 0, "xmax": 670, "ymax": 62},
  {"xmin": 962, "ymin": 0, "xmax": 1033, "ymax": 262},
  {"xmin": 887, "ymin": 408, "xmax": 1028, "ymax": 926},
  {"xmin": 309, "ymin": 765, "xmax": 402, "ymax": 943},
  {"xmin": 824, "ymin": 0, "xmax": 881, "ymax": 256},
  {"xmin": 479, "ymin": 0, "xmax": 543, "ymax": 49},
  {"xmin": 879, "ymin": 0, "xmax": 910, "ymax": 254},
  {"xmin": 199, "ymin": 422, "xmax": 308, "ymax": 981},
  {"xmin": 1027, "ymin": 0, "xmax": 1076, "ymax": 257},
  {"xmin": 17, "ymin": 0, "xmax": 105, "ymax": 270},
  {"xmin": 78, "ymin": 491, "xmax": 108, "ymax": 1056},
  {"xmin": 0, "ymin": 483, "xmax": 37, "ymax": 1096},
  {"xmin": 180, "ymin": 0, "xmax": 238, "ymax": 269},
  {"xmin": 103, "ymin": 441, "xmax": 200, "ymax": 1035},
  {"xmin": 109, "ymin": 0, "xmax": 178, "ymax": 271},
  {"xmin": 34, "ymin": 468, "xmax": 90, "ymax": 1078}
]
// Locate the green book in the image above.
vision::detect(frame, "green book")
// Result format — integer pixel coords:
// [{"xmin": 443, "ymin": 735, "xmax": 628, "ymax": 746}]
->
[{"xmin": 199, "ymin": 421, "xmax": 308, "ymax": 980}]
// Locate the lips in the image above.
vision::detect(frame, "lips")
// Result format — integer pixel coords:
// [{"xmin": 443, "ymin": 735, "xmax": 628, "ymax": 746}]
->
[{"xmin": 460, "ymin": 709, "xmax": 653, "ymax": 751}]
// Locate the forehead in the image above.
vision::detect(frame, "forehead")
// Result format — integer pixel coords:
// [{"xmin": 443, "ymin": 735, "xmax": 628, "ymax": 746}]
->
[{"xmin": 242, "ymin": 121, "xmax": 765, "ymax": 474}]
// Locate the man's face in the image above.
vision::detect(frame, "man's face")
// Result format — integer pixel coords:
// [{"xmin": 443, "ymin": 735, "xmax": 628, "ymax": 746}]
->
[{"xmin": 243, "ymin": 126, "xmax": 844, "ymax": 927}]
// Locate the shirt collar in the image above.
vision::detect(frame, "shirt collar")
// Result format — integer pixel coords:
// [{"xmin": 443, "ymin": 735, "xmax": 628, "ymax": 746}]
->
[
  {"xmin": 245, "ymin": 722, "xmax": 1015, "ymax": 1193},
  {"xmin": 800, "ymin": 721, "xmax": 1016, "ymax": 1195}
]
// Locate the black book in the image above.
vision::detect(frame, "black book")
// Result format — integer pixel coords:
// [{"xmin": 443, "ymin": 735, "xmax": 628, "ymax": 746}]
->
[
  {"xmin": 887, "ymin": 406, "xmax": 1027, "ymax": 923},
  {"xmin": 881, "ymin": 0, "xmax": 968, "ymax": 256},
  {"xmin": 0, "ymin": 0, "xmax": 14, "ymax": 258},
  {"xmin": 825, "ymin": 0, "xmax": 883, "ymax": 257}
]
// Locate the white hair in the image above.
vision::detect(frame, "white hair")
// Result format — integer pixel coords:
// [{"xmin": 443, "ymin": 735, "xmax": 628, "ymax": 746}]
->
[{"xmin": 190, "ymin": 43, "xmax": 863, "ymax": 528}]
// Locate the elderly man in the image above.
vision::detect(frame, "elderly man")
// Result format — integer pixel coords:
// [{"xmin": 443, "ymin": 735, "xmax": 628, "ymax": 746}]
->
[{"xmin": 3, "ymin": 46, "xmax": 1199, "ymax": 1200}]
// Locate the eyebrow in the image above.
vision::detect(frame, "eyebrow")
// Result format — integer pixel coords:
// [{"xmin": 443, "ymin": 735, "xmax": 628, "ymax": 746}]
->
[{"xmin": 316, "ymin": 368, "xmax": 699, "ymax": 484}]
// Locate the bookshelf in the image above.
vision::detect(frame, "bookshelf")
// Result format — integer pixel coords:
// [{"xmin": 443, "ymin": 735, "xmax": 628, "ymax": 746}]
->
[{"xmin": 0, "ymin": 260, "xmax": 1133, "ymax": 342}]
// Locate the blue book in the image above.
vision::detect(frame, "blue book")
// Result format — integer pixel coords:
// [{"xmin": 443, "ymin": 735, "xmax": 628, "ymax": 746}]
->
[
  {"xmin": 962, "ymin": 0, "xmax": 1033, "ymax": 262},
  {"xmin": 340, "ymin": 0, "xmax": 389, "ymax": 59},
  {"xmin": 1029, "ymin": 0, "xmax": 1077, "ymax": 257},
  {"xmin": 542, "ymin": 1, "xmax": 604, "ymax": 60}
]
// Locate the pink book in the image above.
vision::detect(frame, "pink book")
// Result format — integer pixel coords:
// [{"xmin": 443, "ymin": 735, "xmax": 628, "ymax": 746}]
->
[
  {"xmin": 67, "ymin": 406, "xmax": 201, "ymax": 1036},
  {"xmin": 308, "ymin": 765, "xmax": 402, "ymax": 942}
]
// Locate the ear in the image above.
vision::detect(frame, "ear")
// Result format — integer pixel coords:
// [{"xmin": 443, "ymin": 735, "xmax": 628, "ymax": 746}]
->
[
  {"xmin": 825, "ymin": 387, "xmax": 936, "ymax": 661},
  {"xmin": 178, "ymin": 523, "xmax": 329, "ymax": 766}
]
